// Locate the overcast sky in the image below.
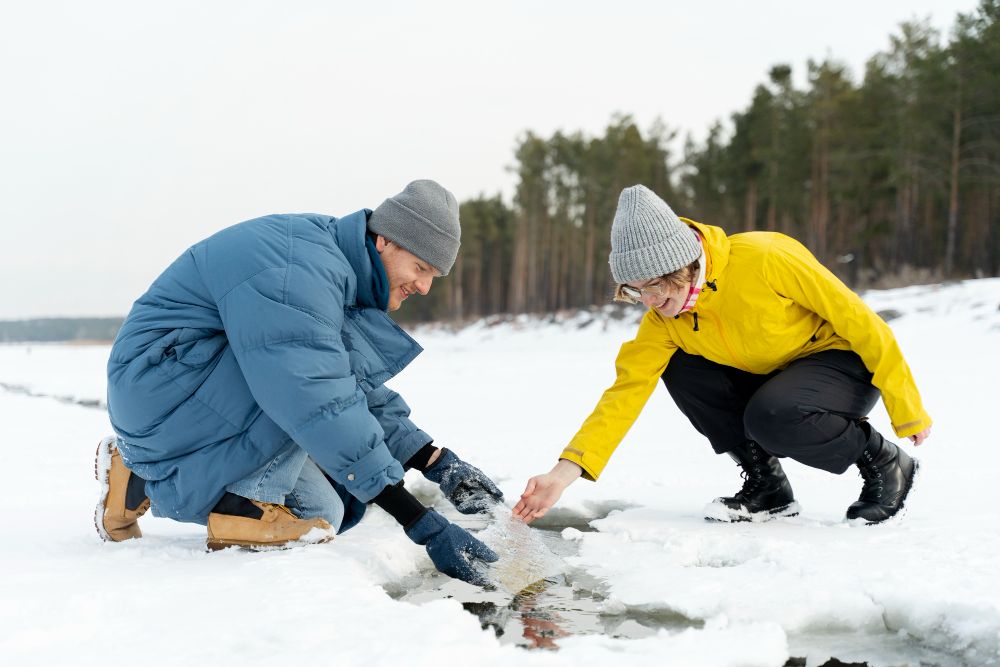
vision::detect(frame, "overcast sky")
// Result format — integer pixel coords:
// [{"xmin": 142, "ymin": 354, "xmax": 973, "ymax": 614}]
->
[{"xmin": 0, "ymin": 0, "xmax": 979, "ymax": 319}]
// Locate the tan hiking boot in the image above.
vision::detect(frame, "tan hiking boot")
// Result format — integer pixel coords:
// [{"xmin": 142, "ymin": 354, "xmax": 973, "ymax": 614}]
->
[
  {"xmin": 94, "ymin": 435, "xmax": 150, "ymax": 542},
  {"xmin": 206, "ymin": 500, "xmax": 333, "ymax": 551}
]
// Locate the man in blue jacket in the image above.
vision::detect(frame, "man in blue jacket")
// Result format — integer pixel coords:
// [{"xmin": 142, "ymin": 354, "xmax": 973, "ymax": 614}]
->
[{"xmin": 96, "ymin": 180, "xmax": 502, "ymax": 586}]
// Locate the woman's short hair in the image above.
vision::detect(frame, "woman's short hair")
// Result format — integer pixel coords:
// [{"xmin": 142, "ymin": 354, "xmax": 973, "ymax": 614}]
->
[{"xmin": 613, "ymin": 257, "xmax": 700, "ymax": 303}]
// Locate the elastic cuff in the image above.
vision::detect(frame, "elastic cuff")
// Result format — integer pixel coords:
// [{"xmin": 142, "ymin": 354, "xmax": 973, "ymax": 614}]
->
[
  {"xmin": 404, "ymin": 443, "xmax": 438, "ymax": 472},
  {"xmin": 372, "ymin": 481, "xmax": 427, "ymax": 527},
  {"xmin": 558, "ymin": 452, "xmax": 598, "ymax": 482}
]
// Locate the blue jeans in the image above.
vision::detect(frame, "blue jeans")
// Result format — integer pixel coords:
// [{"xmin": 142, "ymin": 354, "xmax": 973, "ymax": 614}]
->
[{"xmin": 226, "ymin": 441, "xmax": 345, "ymax": 532}]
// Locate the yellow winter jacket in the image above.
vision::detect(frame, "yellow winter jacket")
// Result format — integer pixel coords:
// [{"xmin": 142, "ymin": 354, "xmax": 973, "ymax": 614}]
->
[{"xmin": 560, "ymin": 219, "xmax": 932, "ymax": 481}]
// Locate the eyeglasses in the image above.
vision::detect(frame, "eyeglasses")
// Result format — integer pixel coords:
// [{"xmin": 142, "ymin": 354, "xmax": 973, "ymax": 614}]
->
[{"xmin": 617, "ymin": 280, "xmax": 669, "ymax": 304}]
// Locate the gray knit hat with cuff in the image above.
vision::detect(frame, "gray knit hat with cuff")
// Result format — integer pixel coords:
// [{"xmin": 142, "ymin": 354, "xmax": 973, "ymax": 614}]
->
[
  {"xmin": 368, "ymin": 179, "xmax": 461, "ymax": 276},
  {"xmin": 609, "ymin": 184, "xmax": 700, "ymax": 283}
]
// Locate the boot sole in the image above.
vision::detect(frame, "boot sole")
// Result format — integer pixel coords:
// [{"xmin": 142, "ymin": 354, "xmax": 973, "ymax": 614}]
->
[
  {"xmin": 93, "ymin": 436, "xmax": 116, "ymax": 542},
  {"xmin": 206, "ymin": 534, "xmax": 334, "ymax": 552},
  {"xmin": 850, "ymin": 458, "xmax": 920, "ymax": 526},
  {"xmin": 704, "ymin": 501, "xmax": 801, "ymax": 523}
]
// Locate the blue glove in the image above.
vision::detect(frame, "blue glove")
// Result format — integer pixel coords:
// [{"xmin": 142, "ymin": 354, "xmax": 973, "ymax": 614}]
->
[
  {"xmin": 423, "ymin": 448, "xmax": 504, "ymax": 514},
  {"xmin": 405, "ymin": 509, "xmax": 498, "ymax": 587}
]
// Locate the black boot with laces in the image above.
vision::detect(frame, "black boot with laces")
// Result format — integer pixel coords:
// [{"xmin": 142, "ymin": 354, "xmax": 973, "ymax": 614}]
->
[
  {"xmin": 846, "ymin": 423, "xmax": 918, "ymax": 524},
  {"xmin": 704, "ymin": 441, "xmax": 799, "ymax": 522}
]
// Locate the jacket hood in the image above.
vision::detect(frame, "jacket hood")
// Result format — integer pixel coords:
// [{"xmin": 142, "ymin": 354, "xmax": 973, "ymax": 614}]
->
[{"xmin": 682, "ymin": 218, "xmax": 731, "ymax": 285}]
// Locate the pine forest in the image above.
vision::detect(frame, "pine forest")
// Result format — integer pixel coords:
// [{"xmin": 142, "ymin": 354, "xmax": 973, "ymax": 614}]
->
[{"xmin": 396, "ymin": 2, "xmax": 1000, "ymax": 323}]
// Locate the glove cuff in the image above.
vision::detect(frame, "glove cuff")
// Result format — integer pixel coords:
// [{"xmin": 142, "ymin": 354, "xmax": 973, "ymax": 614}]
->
[
  {"xmin": 422, "ymin": 448, "xmax": 458, "ymax": 484},
  {"xmin": 404, "ymin": 507, "xmax": 449, "ymax": 545}
]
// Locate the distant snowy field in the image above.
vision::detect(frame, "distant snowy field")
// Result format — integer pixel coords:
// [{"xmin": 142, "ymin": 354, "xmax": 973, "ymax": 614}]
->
[{"xmin": 1, "ymin": 279, "xmax": 998, "ymax": 666}]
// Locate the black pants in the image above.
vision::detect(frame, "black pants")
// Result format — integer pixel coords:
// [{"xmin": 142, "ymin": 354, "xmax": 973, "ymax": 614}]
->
[{"xmin": 662, "ymin": 349, "xmax": 880, "ymax": 474}]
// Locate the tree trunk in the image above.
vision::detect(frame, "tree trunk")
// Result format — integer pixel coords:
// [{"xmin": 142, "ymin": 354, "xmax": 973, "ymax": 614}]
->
[
  {"xmin": 451, "ymin": 255, "xmax": 463, "ymax": 320},
  {"xmin": 809, "ymin": 125, "xmax": 830, "ymax": 263},
  {"xmin": 817, "ymin": 141, "xmax": 829, "ymax": 263},
  {"xmin": 744, "ymin": 178, "xmax": 758, "ymax": 231},
  {"xmin": 508, "ymin": 214, "xmax": 529, "ymax": 313},
  {"xmin": 489, "ymin": 236, "xmax": 504, "ymax": 314},
  {"xmin": 945, "ymin": 86, "xmax": 962, "ymax": 277},
  {"xmin": 584, "ymin": 206, "xmax": 596, "ymax": 304}
]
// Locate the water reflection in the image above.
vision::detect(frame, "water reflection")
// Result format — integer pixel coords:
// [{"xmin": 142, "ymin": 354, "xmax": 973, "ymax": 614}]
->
[
  {"xmin": 461, "ymin": 572, "xmax": 703, "ymax": 650},
  {"xmin": 463, "ymin": 579, "xmax": 572, "ymax": 649}
]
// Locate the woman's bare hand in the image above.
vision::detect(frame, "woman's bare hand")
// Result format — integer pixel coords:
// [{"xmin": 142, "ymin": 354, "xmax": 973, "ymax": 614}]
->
[{"xmin": 512, "ymin": 459, "xmax": 583, "ymax": 523}]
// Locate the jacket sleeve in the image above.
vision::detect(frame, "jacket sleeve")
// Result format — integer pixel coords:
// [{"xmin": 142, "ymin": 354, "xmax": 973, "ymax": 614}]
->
[
  {"xmin": 763, "ymin": 236, "xmax": 931, "ymax": 438},
  {"xmin": 366, "ymin": 384, "xmax": 433, "ymax": 465},
  {"xmin": 560, "ymin": 310, "xmax": 678, "ymax": 481},
  {"xmin": 216, "ymin": 269, "xmax": 404, "ymax": 504}
]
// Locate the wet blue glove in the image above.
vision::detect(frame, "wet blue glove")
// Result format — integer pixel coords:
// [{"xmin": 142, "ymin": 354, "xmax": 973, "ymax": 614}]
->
[
  {"xmin": 423, "ymin": 448, "xmax": 504, "ymax": 514},
  {"xmin": 405, "ymin": 509, "xmax": 498, "ymax": 587}
]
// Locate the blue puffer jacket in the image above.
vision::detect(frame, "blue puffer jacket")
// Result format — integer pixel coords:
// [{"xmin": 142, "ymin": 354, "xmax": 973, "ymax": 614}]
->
[{"xmin": 107, "ymin": 210, "xmax": 432, "ymax": 529}]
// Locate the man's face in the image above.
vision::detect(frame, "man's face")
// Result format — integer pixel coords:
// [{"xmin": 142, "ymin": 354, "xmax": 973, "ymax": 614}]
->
[
  {"xmin": 375, "ymin": 236, "xmax": 440, "ymax": 311},
  {"xmin": 624, "ymin": 276, "xmax": 691, "ymax": 318}
]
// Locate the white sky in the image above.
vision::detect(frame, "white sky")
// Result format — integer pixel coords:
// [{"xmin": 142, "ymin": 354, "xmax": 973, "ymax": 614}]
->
[{"xmin": 0, "ymin": 0, "xmax": 978, "ymax": 319}]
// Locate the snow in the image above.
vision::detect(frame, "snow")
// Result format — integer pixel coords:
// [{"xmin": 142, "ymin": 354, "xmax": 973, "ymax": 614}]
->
[{"xmin": 2, "ymin": 278, "xmax": 999, "ymax": 666}]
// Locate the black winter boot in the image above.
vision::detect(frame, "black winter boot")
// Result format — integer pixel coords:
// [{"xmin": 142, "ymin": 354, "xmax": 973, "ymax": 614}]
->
[
  {"xmin": 846, "ymin": 424, "xmax": 918, "ymax": 524},
  {"xmin": 704, "ymin": 441, "xmax": 799, "ymax": 522}
]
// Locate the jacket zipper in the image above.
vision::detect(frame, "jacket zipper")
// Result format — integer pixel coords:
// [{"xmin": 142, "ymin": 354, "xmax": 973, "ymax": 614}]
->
[{"xmin": 697, "ymin": 308, "xmax": 751, "ymax": 372}]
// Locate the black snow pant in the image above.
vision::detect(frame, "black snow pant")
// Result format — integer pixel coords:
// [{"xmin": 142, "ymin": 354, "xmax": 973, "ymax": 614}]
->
[{"xmin": 661, "ymin": 349, "xmax": 881, "ymax": 474}]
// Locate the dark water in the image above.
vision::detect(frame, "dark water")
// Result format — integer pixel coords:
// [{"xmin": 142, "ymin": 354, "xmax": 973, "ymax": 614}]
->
[
  {"xmin": 458, "ymin": 574, "xmax": 703, "ymax": 650},
  {"xmin": 387, "ymin": 520, "xmax": 700, "ymax": 649},
  {"xmin": 387, "ymin": 510, "xmax": 966, "ymax": 665},
  {"xmin": 0, "ymin": 381, "xmax": 105, "ymax": 409}
]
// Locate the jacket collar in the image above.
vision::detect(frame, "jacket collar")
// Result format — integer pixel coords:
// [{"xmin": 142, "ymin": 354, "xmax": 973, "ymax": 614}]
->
[{"xmin": 333, "ymin": 209, "xmax": 389, "ymax": 310}]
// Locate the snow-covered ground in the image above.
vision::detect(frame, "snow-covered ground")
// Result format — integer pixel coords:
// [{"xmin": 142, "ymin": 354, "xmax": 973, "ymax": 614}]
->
[{"xmin": 1, "ymin": 279, "xmax": 998, "ymax": 666}]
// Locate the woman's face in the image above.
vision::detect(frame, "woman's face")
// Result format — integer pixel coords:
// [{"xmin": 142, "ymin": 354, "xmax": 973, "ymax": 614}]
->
[{"xmin": 624, "ymin": 277, "xmax": 691, "ymax": 318}]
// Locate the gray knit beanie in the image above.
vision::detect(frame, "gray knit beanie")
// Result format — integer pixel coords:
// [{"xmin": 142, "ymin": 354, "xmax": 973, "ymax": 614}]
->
[
  {"xmin": 609, "ymin": 185, "xmax": 700, "ymax": 284},
  {"xmin": 368, "ymin": 180, "xmax": 461, "ymax": 276}
]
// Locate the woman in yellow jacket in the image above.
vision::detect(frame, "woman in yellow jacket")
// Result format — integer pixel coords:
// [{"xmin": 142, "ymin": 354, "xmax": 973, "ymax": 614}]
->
[{"xmin": 513, "ymin": 185, "xmax": 931, "ymax": 525}]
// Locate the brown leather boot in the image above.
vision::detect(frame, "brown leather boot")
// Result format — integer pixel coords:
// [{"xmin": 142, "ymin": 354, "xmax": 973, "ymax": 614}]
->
[
  {"xmin": 206, "ymin": 498, "xmax": 333, "ymax": 551},
  {"xmin": 94, "ymin": 435, "xmax": 150, "ymax": 542}
]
